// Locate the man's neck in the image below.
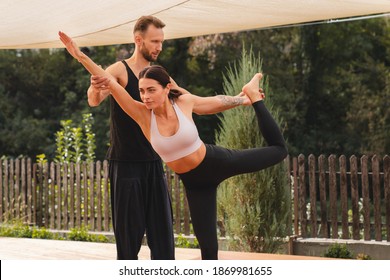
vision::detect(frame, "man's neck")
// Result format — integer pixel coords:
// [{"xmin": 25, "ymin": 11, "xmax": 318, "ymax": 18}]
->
[{"xmin": 125, "ymin": 54, "xmax": 150, "ymax": 78}]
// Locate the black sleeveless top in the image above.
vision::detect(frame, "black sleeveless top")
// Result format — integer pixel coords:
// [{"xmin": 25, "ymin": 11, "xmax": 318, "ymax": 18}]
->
[{"xmin": 106, "ymin": 61, "xmax": 160, "ymax": 161}]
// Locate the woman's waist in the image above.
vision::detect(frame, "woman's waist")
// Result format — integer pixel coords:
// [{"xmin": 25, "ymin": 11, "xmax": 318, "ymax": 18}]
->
[{"xmin": 166, "ymin": 143, "xmax": 206, "ymax": 174}]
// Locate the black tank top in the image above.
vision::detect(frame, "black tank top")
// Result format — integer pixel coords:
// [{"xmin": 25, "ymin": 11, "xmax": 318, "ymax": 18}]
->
[{"xmin": 106, "ymin": 60, "xmax": 160, "ymax": 161}]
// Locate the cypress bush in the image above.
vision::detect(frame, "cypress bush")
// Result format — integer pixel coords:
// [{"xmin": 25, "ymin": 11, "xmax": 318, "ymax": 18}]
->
[{"xmin": 216, "ymin": 47, "xmax": 291, "ymax": 253}]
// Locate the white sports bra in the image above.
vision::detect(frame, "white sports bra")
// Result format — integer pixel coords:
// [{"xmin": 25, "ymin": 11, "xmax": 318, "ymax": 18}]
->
[{"xmin": 150, "ymin": 102, "xmax": 202, "ymax": 162}]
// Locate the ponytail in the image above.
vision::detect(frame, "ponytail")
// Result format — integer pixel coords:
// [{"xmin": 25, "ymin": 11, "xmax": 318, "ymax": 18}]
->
[{"xmin": 168, "ymin": 89, "xmax": 182, "ymax": 100}]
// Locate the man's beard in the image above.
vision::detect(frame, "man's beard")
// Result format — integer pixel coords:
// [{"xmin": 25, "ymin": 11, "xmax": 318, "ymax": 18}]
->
[{"xmin": 141, "ymin": 44, "xmax": 157, "ymax": 62}]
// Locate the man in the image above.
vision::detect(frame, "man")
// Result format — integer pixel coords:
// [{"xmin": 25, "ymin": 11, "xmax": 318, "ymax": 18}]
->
[{"xmin": 87, "ymin": 15, "xmax": 175, "ymax": 260}]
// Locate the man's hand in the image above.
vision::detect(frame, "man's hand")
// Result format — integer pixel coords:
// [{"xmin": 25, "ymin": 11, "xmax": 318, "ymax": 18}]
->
[
  {"xmin": 169, "ymin": 76, "xmax": 192, "ymax": 95},
  {"xmin": 91, "ymin": 75, "xmax": 111, "ymax": 91}
]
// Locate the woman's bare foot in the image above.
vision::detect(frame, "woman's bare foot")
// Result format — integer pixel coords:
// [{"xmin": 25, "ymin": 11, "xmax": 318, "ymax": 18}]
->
[{"xmin": 242, "ymin": 73, "xmax": 264, "ymax": 103}]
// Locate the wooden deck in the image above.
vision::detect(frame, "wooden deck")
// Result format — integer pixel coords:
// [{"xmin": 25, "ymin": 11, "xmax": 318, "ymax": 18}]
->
[{"xmin": 0, "ymin": 237, "xmax": 330, "ymax": 260}]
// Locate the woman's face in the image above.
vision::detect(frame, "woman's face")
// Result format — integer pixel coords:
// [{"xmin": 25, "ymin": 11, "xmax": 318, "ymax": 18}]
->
[{"xmin": 139, "ymin": 78, "xmax": 169, "ymax": 109}]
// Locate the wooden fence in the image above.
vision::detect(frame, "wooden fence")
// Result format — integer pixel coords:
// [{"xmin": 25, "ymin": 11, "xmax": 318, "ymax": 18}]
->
[
  {"xmin": 0, "ymin": 158, "xmax": 190, "ymax": 235},
  {"xmin": 1, "ymin": 155, "xmax": 390, "ymax": 242},
  {"xmin": 288, "ymin": 154, "xmax": 390, "ymax": 241}
]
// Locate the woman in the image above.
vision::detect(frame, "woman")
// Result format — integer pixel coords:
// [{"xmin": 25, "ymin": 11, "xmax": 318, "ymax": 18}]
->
[{"xmin": 59, "ymin": 31, "xmax": 288, "ymax": 260}]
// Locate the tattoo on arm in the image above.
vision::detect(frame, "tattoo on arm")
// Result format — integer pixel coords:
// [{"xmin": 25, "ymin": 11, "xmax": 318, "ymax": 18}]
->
[{"xmin": 217, "ymin": 95, "xmax": 243, "ymax": 106}]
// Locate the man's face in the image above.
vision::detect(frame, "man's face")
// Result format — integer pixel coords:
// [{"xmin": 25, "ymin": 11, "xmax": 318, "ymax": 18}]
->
[{"xmin": 139, "ymin": 25, "xmax": 164, "ymax": 62}]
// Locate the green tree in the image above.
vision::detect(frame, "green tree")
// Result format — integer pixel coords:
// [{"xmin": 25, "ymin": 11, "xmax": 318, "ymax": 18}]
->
[
  {"xmin": 0, "ymin": 48, "xmax": 96, "ymax": 158},
  {"xmin": 216, "ymin": 48, "xmax": 291, "ymax": 253},
  {"xmin": 294, "ymin": 17, "xmax": 390, "ymax": 156}
]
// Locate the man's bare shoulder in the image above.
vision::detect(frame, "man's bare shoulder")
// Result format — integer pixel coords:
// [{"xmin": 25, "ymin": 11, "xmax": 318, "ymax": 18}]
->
[{"xmin": 105, "ymin": 61, "xmax": 126, "ymax": 77}]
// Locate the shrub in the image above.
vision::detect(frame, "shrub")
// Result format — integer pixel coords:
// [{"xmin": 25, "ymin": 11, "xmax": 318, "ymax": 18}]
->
[
  {"xmin": 0, "ymin": 221, "xmax": 32, "ymax": 238},
  {"xmin": 323, "ymin": 243, "xmax": 354, "ymax": 259},
  {"xmin": 68, "ymin": 227, "xmax": 92, "ymax": 242},
  {"xmin": 67, "ymin": 227, "xmax": 109, "ymax": 243},
  {"xmin": 175, "ymin": 234, "xmax": 199, "ymax": 248},
  {"xmin": 90, "ymin": 234, "xmax": 110, "ymax": 243},
  {"xmin": 356, "ymin": 253, "xmax": 372, "ymax": 260},
  {"xmin": 32, "ymin": 227, "xmax": 54, "ymax": 239}
]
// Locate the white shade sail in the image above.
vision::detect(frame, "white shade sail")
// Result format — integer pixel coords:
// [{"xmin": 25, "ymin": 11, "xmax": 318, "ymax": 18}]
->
[{"xmin": 1, "ymin": 0, "xmax": 389, "ymax": 49}]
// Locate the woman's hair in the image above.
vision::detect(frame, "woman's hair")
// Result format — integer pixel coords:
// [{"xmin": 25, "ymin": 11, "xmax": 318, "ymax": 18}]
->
[{"xmin": 139, "ymin": 65, "xmax": 182, "ymax": 99}]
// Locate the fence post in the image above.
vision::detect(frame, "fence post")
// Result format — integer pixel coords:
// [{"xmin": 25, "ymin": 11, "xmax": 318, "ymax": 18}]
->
[
  {"xmin": 318, "ymin": 155, "xmax": 328, "ymax": 237},
  {"xmin": 350, "ymin": 155, "xmax": 360, "ymax": 240},
  {"xmin": 43, "ymin": 162, "xmax": 49, "ymax": 228},
  {"xmin": 56, "ymin": 162, "xmax": 62, "ymax": 229},
  {"xmin": 69, "ymin": 162, "xmax": 75, "ymax": 229},
  {"xmin": 285, "ymin": 155, "xmax": 292, "ymax": 236},
  {"xmin": 82, "ymin": 162, "xmax": 88, "ymax": 228},
  {"xmin": 63, "ymin": 163, "xmax": 69, "ymax": 230},
  {"xmin": 298, "ymin": 154, "xmax": 307, "ymax": 237},
  {"xmin": 50, "ymin": 162, "xmax": 55, "ymax": 229},
  {"xmin": 37, "ymin": 161, "xmax": 44, "ymax": 227},
  {"xmin": 15, "ymin": 159, "xmax": 20, "ymax": 219},
  {"xmin": 361, "ymin": 155, "xmax": 371, "ymax": 240},
  {"xmin": 103, "ymin": 160, "xmax": 110, "ymax": 231},
  {"xmin": 9, "ymin": 159, "xmax": 15, "ymax": 220},
  {"xmin": 384, "ymin": 155, "xmax": 390, "ymax": 242},
  {"xmin": 372, "ymin": 155, "xmax": 382, "ymax": 241},
  {"xmin": 21, "ymin": 158, "xmax": 27, "ymax": 223},
  {"xmin": 339, "ymin": 155, "xmax": 349, "ymax": 239},
  {"xmin": 75, "ymin": 162, "xmax": 81, "ymax": 228},
  {"xmin": 292, "ymin": 157, "xmax": 299, "ymax": 235},
  {"xmin": 96, "ymin": 160, "xmax": 102, "ymax": 232},
  {"xmin": 328, "ymin": 155, "xmax": 338, "ymax": 238},
  {"xmin": 308, "ymin": 154, "xmax": 317, "ymax": 237},
  {"xmin": 32, "ymin": 162, "xmax": 37, "ymax": 225},
  {"xmin": 89, "ymin": 161, "xmax": 95, "ymax": 231}
]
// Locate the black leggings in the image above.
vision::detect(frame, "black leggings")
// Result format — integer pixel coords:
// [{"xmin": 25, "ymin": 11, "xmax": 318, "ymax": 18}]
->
[{"xmin": 178, "ymin": 101, "xmax": 287, "ymax": 260}]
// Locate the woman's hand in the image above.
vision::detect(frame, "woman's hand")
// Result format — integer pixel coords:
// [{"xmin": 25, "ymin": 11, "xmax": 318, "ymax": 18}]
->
[{"xmin": 59, "ymin": 31, "xmax": 84, "ymax": 61}]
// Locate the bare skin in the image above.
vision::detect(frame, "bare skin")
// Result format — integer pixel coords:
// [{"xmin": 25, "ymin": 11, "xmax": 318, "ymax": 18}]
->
[{"xmin": 59, "ymin": 31, "xmax": 263, "ymax": 173}]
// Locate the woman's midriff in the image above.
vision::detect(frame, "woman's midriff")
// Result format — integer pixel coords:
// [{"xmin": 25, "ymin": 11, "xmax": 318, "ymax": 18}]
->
[{"xmin": 166, "ymin": 143, "xmax": 207, "ymax": 174}]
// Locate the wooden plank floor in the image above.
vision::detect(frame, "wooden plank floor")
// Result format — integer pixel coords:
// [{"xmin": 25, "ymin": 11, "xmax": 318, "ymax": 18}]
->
[{"xmin": 0, "ymin": 237, "xmax": 329, "ymax": 260}]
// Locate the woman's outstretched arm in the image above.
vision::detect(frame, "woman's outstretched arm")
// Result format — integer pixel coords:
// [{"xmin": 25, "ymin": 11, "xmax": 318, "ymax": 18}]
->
[
  {"xmin": 58, "ymin": 31, "xmax": 147, "ymax": 125},
  {"xmin": 181, "ymin": 93, "xmax": 250, "ymax": 115}
]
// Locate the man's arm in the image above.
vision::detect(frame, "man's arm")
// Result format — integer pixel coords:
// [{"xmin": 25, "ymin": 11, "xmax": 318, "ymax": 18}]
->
[
  {"xmin": 87, "ymin": 79, "xmax": 111, "ymax": 107},
  {"xmin": 87, "ymin": 63, "xmax": 120, "ymax": 107}
]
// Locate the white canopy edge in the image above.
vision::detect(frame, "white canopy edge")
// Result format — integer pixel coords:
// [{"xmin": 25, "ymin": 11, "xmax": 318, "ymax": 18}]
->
[{"xmin": 1, "ymin": 0, "xmax": 389, "ymax": 49}]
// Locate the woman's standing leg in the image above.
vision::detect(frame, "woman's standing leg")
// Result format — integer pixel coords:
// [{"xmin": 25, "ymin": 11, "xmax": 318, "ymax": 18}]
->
[{"xmin": 185, "ymin": 186, "xmax": 219, "ymax": 260}]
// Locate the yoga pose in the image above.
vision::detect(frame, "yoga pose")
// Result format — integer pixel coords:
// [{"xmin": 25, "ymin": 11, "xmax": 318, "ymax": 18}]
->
[{"xmin": 59, "ymin": 31, "xmax": 288, "ymax": 260}]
